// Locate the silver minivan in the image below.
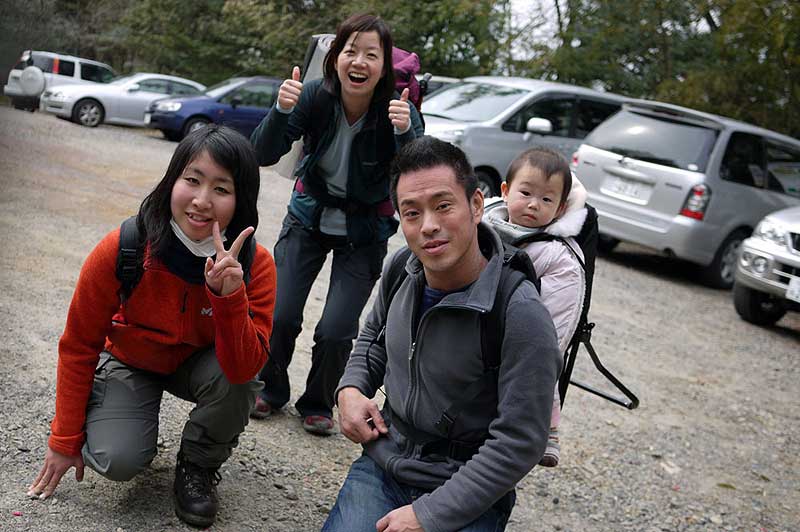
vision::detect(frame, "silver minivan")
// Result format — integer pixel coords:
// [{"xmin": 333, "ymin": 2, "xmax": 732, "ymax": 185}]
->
[
  {"xmin": 573, "ymin": 101, "xmax": 800, "ymax": 288},
  {"xmin": 423, "ymin": 76, "xmax": 629, "ymax": 196}
]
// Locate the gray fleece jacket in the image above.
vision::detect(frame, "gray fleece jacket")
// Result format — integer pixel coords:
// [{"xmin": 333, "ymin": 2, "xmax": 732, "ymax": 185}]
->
[{"xmin": 337, "ymin": 223, "xmax": 561, "ymax": 532}]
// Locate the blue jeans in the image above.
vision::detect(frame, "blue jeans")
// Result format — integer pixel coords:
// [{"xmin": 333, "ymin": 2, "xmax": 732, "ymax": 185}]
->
[{"xmin": 322, "ymin": 455, "xmax": 514, "ymax": 532}]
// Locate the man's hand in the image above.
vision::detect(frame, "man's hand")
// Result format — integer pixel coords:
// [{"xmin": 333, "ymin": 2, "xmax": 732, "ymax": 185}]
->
[
  {"xmin": 376, "ymin": 504, "xmax": 423, "ymax": 532},
  {"xmin": 337, "ymin": 387, "xmax": 388, "ymax": 444},
  {"xmin": 204, "ymin": 222, "xmax": 255, "ymax": 297},
  {"xmin": 277, "ymin": 66, "xmax": 303, "ymax": 110},
  {"xmin": 27, "ymin": 447, "xmax": 85, "ymax": 500},
  {"xmin": 388, "ymin": 88, "xmax": 411, "ymax": 132}
]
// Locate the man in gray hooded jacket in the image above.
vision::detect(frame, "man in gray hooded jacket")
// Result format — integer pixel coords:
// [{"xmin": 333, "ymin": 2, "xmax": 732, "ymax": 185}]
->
[{"xmin": 323, "ymin": 137, "xmax": 561, "ymax": 532}]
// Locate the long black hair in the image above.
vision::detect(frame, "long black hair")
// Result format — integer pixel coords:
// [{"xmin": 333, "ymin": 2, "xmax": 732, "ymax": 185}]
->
[
  {"xmin": 136, "ymin": 124, "xmax": 260, "ymax": 268},
  {"xmin": 322, "ymin": 13, "xmax": 396, "ymax": 104}
]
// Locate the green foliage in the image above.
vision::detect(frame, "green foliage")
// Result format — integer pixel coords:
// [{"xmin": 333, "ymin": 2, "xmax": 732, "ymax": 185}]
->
[{"xmin": 1, "ymin": 0, "xmax": 796, "ymax": 138}]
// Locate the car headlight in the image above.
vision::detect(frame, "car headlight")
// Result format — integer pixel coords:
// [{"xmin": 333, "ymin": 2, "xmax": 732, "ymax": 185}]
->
[
  {"xmin": 432, "ymin": 128, "xmax": 464, "ymax": 145},
  {"xmin": 753, "ymin": 218, "xmax": 789, "ymax": 247},
  {"xmin": 155, "ymin": 101, "xmax": 182, "ymax": 112}
]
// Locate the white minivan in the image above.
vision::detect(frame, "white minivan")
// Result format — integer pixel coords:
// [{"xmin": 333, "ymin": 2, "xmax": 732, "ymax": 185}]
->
[
  {"xmin": 4, "ymin": 50, "xmax": 116, "ymax": 111},
  {"xmin": 573, "ymin": 101, "xmax": 800, "ymax": 288},
  {"xmin": 422, "ymin": 76, "xmax": 630, "ymax": 196}
]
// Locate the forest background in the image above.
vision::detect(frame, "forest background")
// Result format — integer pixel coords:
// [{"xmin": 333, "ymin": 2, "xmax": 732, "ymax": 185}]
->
[{"xmin": 0, "ymin": 0, "xmax": 798, "ymax": 139}]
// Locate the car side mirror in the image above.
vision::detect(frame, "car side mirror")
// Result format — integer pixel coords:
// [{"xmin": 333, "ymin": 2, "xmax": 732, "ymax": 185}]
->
[
  {"xmin": 526, "ymin": 117, "xmax": 553, "ymax": 134},
  {"xmin": 127, "ymin": 83, "xmax": 141, "ymax": 92},
  {"xmin": 231, "ymin": 96, "xmax": 242, "ymax": 109}
]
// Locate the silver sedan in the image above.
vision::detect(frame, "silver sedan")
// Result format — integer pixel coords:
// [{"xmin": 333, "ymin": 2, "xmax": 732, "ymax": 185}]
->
[{"xmin": 40, "ymin": 73, "xmax": 205, "ymax": 127}]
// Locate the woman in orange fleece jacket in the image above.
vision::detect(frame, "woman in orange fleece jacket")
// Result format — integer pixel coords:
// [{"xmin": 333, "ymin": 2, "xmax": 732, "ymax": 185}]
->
[{"xmin": 27, "ymin": 124, "xmax": 276, "ymax": 528}]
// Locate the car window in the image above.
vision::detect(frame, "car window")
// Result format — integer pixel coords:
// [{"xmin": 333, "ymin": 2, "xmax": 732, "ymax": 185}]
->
[
  {"xmin": 80, "ymin": 63, "xmax": 115, "ymax": 83},
  {"xmin": 575, "ymin": 99, "xmax": 620, "ymax": 139},
  {"xmin": 138, "ymin": 78, "xmax": 171, "ymax": 94},
  {"xmin": 221, "ymin": 82, "xmax": 277, "ymax": 108},
  {"xmin": 422, "ymin": 82, "xmax": 529, "ymax": 122},
  {"xmin": 207, "ymin": 78, "xmax": 247, "ymax": 98},
  {"xmin": 57, "ymin": 59, "xmax": 75, "ymax": 77},
  {"xmin": 585, "ymin": 109, "xmax": 719, "ymax": 172},
  {"xmin": 31, "ymin": 54, "xmax": 54, "ymax": 73},
  {"xmin": 503, "ymin": 96, "xmax": 575, "ymax": 136},
  {"xmin": 170, "ymin": 82, "xmax": 202, "ymax": 96},
  {"xmin": 765, "ymin": 141, "xmax": 800, "ymax": 198},
  {"xmin": 720, "ymin": 132, "xmax": 767, "ymax": 188}
]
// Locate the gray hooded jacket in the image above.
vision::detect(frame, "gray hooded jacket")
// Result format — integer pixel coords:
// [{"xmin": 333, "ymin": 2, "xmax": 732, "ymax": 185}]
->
[{"xmin": 337, "ymin": 223, "xmax": 561, "ymax": 532}]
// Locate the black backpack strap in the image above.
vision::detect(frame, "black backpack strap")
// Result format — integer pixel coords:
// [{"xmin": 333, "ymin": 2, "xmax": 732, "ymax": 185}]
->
[
  {"xmin": 433, "ymin": 248, "xmax": 538, "ymax": 437},
  {"xmin": 241, "ymin": 235, "xmax": 257, "ymax": 286},
  {"xmin": 375, "ymin": 247, "xmax": 413, "ymax": 346},
  {"xmin": 116, "ymin": 216, "xmax": 144, "ymax": 302}
]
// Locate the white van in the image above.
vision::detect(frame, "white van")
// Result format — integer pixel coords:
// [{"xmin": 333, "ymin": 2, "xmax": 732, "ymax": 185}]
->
[
  {"xmin": 573, "ymin": 101, "xmax": 800, "ymax": 288},
  {"xmin": 422, "ymin": 76, "xmax": 630, "ymax": 196},
  {"xmin": 4, "ymin": 50, "xmax": 116, "ymax": 110}
]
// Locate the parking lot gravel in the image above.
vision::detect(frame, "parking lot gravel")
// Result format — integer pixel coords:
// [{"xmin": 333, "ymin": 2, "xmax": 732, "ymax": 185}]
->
[{"xmin": 1, "ymin": 106, "xmax": 798, "ymax": 532}]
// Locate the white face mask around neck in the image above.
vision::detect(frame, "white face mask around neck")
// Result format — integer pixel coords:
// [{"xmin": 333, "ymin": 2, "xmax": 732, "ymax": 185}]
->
[{"xmin": 170, "ymin": 218, "xmax": 226, "ymax": 257}]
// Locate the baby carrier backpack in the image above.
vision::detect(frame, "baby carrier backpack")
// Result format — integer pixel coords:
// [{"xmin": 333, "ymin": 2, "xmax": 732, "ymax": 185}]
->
[
  {"xmin": 392, "ymin": 47, "xmax": 422, "ymax": 110},
  {"xmin": 510, "ymin": 204, "xmax": 639, "ymax": 410},
  {"xmin": 115, "ymin": 216, "xmax": 257, "ymax": 301}
]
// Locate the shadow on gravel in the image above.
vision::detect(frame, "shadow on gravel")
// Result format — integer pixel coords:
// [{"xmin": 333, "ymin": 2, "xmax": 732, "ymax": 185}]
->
[{"xmin": 598, "ymin": 245, "xmax": 706, "ymax": 289}]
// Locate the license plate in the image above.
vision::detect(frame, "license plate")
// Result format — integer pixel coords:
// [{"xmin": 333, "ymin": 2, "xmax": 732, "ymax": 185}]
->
[
  {"xmin": 602, "ymin": 176, "xmax": 653, "ymax": 203},
  {"xmin": 787, "ymin": 277, "xmax": 800, "ymax": 303},
  {"xmin": 144, "ymin": 112, "xmax": 151, "ymax": 125}
]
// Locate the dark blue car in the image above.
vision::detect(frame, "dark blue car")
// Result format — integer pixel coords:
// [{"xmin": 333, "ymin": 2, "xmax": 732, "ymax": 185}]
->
[{"xmin": 145, "ymin": 76, "xmax": 281, "ymax": 141}]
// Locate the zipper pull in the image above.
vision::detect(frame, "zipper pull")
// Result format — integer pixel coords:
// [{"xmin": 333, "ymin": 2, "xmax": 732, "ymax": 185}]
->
[{"xmin": 409, "ymin": 341, "xmax": 416, "ymax": 361}]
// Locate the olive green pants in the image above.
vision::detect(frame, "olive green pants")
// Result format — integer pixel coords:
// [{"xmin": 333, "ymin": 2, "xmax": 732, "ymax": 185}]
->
[{"xmin": 81, "ymin": 348, "xmax": 262, "ymax": 481}]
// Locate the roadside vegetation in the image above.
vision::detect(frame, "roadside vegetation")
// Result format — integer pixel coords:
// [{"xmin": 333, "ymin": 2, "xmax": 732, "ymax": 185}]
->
[{"xmin": 1, "ymin": 1, "xmax": 798, "ymax": 137}]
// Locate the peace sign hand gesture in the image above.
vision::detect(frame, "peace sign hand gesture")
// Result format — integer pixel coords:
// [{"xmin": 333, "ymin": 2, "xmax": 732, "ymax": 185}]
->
[{"xmin": 205, "ymin": 222, "xmax": 255, "ymax": 297}]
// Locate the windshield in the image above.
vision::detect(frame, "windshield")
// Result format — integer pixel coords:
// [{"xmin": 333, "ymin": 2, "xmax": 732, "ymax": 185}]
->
[
  {"xmin": 585, "ymin": 109, "xmax": 719, "ymax": 172},
  {"xmin": 110, "ymin": 75, "xmax": 136, "ymax": 85},
  {"xmin": 205, "ymin": 78, "xmax": 247, "ymax": 98},
  {"xmin": 422, "ymin": 82, "xmax": 529, "ymax": 122}
]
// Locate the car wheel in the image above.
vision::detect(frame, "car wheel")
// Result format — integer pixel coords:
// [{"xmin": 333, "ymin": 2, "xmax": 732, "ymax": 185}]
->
[
  {"xmin": 476, "ymin": 170, "xmax": 498, "ymax": 198},
  {"xmin": 597, "ymin": 234, "xmax": 620, "ymax": 254},
  {"xmin": 183, "ymin": 117, "xmax": 210, "ymax": 137},
  {"xmin": 161, "ymin": 130, "xmax": 182, "ymax": 142},
  {"xmin": 73, "ymin": 99, "xmax": 104, "ymax": 127},
  {"xmin": 701, "ymin": 229, "xmax": 749, "ymax": 289},
  {"xmin": 733, "ymin": 282, "xmax": 786, "ymax": 326}
]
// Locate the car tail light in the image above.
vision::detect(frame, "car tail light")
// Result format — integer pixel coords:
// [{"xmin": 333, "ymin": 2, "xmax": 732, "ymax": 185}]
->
[
  {"xmin": 53, "ymin": 57, "xmax": 60, "ymax": 74},
  {"xmin": 680, "ymin": 184, "xmax": 711, "ymax": 220},
  {"xmin": 571, "ymin": 151, "xmax": 579, "ymax": 166}
]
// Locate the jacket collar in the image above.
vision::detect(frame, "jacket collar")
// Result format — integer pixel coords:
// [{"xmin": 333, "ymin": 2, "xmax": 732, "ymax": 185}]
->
[
  {"xmin": 403, "ymin": 222, "xmax": 505, "ymax": 313},
  {"xmin": 483, "ymin": 197, "xmax": 587, "ymax": 242}
]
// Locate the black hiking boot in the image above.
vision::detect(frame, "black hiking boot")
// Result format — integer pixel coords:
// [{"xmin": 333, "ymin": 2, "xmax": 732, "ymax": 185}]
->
[{"xmin": 174, "ymin": 452, "xmax": 221, "ymax": 528}]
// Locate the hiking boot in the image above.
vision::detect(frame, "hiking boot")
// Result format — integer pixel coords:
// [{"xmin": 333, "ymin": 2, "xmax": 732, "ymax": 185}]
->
[
  {"xmin": 302, "ymin": 415, "xmax": 335, "ymax": 436},
  {"xmin": 250, "ymin": 396, "xmax": 274, "ymax": 419},
  {"xmin": 174, "ymin": 452, "xmax": 221, "ymax": 528}
]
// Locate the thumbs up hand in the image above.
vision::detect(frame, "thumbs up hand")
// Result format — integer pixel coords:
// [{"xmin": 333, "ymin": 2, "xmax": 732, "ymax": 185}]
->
[
  {"xmin": 388, "ymin": 88, "xmax": 411, "ymax": 132},
  {"xmin": 278, "ymin": 66, "xmax": 303, "ymax": 110}
]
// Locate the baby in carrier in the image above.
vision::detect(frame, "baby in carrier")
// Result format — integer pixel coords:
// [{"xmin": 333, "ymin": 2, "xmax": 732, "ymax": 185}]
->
[{"xmin": 484, "ymin": 147, "xmax": 587, "ymax": 467}]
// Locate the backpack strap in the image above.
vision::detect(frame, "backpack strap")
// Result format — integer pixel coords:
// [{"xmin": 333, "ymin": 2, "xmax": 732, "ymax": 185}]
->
[
  {"xmin": 116, "ymin": 217, "xmax": 258, "ymax": 303},
  {"xmin": 116, "ymin": 216, "xmax": 144, "ymax": 303},
  {"xmin": 433, "ymin": 247, "xmax": 539, "ymax": 437}
]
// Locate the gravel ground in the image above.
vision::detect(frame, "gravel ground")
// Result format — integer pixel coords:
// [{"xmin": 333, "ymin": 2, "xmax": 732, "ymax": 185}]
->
[{"xmin": 0, "ymin": 106, "xmax": 798, "ymax": 532}]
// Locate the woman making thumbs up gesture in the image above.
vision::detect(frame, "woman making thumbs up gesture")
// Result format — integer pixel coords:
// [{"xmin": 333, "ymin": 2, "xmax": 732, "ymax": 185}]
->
[{"xmin": 250, "ymin": 13, "xmax": 423, "ymax": 435}]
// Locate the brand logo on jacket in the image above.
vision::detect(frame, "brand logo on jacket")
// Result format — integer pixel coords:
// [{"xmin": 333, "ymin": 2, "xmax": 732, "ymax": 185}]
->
[{"xmin": 201, "ymin": 307, "xmax": 213, "ymax": 316}]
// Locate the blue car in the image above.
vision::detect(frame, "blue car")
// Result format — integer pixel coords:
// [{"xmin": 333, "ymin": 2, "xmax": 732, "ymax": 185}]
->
[{"xmin": 145, "ymin": 76, "xmax": 281, "ymax": 141}]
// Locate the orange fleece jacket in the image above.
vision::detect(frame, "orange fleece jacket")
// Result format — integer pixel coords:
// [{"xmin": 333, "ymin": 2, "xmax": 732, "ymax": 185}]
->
[{"xmin": 50, "ymin": 228, "xmax": 276, "ymax": 456}]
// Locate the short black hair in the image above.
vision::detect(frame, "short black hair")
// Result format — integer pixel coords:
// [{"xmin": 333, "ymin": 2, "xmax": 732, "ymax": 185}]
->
[
  {"xmin": 390, "ymin": 136, "xmax": 477, "ymax": 210},
  {"xmin": 323, "ymin": 13, "xmax": 396, "ymax": 104},
  {"xmin": 506, "ymin": 147, "xmax": 572, "ymax": 207},
  {"xmin": 137, "ymin": 124, "xmax": 260, "ymax": 267}
]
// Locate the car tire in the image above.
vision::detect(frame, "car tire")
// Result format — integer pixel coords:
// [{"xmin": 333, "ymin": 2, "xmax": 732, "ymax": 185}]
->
[
  {"xmin": 701, "ymin": 229, "xmax": 749, "ymax": 289},
  {"xmin": 72, "ymin": 98, "xmax": 104, "ymax": 127},
  {"xmin": 183, "ymin": 117, "xmax": 210, "ymax": 138},
  {"xmin": 476, "ymin": 169, "xmax": 498, "ymax": 198},
  {"xmin": 597, "ymin": 234, "xmax": 620, "ymax": 254},
  {"xmin": 20, "ymin": 66, "xmax": 46, "ymax": 96},
  {"xmin": 733, "ymin": 282, "xmax": 786, "ymax": 326}
]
